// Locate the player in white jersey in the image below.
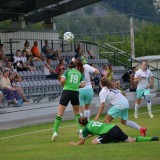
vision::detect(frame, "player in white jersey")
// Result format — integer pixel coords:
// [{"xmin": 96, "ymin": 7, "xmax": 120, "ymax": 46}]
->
[
  {"xmin": 79, "ymin": 64, "xmax": 99, "ymax": 120},
  {"xmin": 94, "ymin": 77, "xmax": 147, "ymax": 137},
  {"xmin": 134, "ymin": 61, "xmax": 154, "ymax": 118}
]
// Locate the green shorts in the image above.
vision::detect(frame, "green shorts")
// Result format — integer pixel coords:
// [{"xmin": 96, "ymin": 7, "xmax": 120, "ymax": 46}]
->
[
  {"xmin": 108, "ymin": 106, "xmax": 128, "ymax": 120},
  {"xmin": 79, "ymin": 88, "xmax": 93, "ymax": 107},
  {"xmin": 136, "ymin": 89, "xmax": 150, "ymax": 99}
]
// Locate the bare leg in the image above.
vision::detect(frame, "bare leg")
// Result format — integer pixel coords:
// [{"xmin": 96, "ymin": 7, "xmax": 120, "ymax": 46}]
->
[{"xmin": 104, "ymin": 114, "xmax": 114, "ymax": 123}]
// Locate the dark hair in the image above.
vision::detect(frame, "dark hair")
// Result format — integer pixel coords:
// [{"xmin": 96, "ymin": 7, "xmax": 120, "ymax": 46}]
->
[
  {"xmin": 78, "ymin": 117, "xmax": 88, "ymax": 125},
  {"xmin": 59, "ymin": 59, "xmax": 64, "ymax": 64},
  {"xmin": 75, "ymin": 58, "xmax": 84, "ymax": 73},
  {"xmin": 24, "ymin": 40, "xmax": 29, "ymax": 47},
  {"xmin": 69, "ymin": 61, "xmax": 76, "ymax": 69},
  {"xmin": 100, "ymin": 77, "xmax": 115, "ymax": 89}
]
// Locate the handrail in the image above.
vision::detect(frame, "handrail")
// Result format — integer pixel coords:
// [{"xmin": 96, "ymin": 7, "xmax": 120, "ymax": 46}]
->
[{"xmin": 94, "ymin": 42, "xmax": 160, "ymax": 82}]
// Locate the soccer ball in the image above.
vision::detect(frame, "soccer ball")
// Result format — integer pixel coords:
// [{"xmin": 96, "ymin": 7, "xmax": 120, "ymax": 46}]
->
[{"xmin": 63, "ymin": 32, "xmax": 74, "ymax": 41}]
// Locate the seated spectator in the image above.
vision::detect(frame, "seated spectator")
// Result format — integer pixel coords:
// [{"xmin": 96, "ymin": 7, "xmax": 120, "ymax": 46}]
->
[
  {"xmin": 101, "ymin": 65, "xmax": 108, "ymax": 77},
  {"xmin": 87, "ymin": 50, "xmax": 95, "ymax": 59},
  {"xmin": 31, "ymin": 41, "xmax": 46, "ymax": 61},
  {"xmin": 22, "ymin": 40, "xmax": 32, "ymax": 62},
  {"xmin": 0, "ymin": 70, "xmax": 22, "ymax": 106},
  {"xmin": 75, "ymin": 48, "xmax": 88, "ymax": 64},
  {"xmin": 44, "ymin": 58, "xmax": 59, "ymax": 79},
  {"xmin": 115, "ymin": 80, "xmax": 126, "ymax": 96},
  {"xmin": 0, "ymin": 60, "xmax": 4, "ymax": 74},
  {"xmin": 21, "ymin": 52, "xmax": 36, "ymax": 71},
  {"xmin": 55, "ymin": 59, "xmax": 66, "ymax": 74},
  {"xmin": 107, "ymin": 64, "xmax": 114, "ymax": 80},
  {"xmin": 13, "ymin": 50, "xmax": 24, "ymax": 72},
  {"xmin": 0, "ymin": 91, "xmax": 3, "ymax": 108},
  {"xmin": 5, "ymin": 60, "xmax": 22, "ymax": 82},
  {"xmin": 0, "ymin": 43, "xmax": 8, "ymax": 62},
  {"xmin": 42, "ymin": 40, "xmax": 60, "ymax": 60},
  {"xmin": 129, "ymin": 67, "xmax": 137, "ymax": 92}
]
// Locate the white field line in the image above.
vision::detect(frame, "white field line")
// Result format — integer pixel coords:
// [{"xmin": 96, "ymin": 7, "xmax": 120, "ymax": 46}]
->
[{"xmin": 0, "ymin": 110, "xmax": 160, "ymax": 140}]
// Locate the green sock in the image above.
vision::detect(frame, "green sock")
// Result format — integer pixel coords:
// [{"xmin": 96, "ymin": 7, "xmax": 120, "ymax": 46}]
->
[
  {"xmin": 53, "ymin": 116, "xmax": 62, "ymax": 133},
  {"xmin": 136, "ymin": 136, "xmax": 152, "ymax": 142},
  {"xmin": 75, "ymin": 114, "xmax": 82, "ymax": 130}
]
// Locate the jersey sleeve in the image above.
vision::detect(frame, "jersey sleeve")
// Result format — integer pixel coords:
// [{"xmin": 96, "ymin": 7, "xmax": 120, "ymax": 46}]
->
[
  {"xmin": 82, "ymin": 127, "xmax": 92, "ymax": 139},
  {"xmin": 86, "ymin": 64, "xmax": 96, "ymax": 74},
  {"xmin": 134, "ymin": 71, "xmax": 139, "ymax": 78},
  {"xmin": 149, "ymin": 70, "xmax": 153, "ymax": 77},
  {"xmin": 62, "ymin": 70, "xmax": 68, "ymax": 79},
  {"xmin": 80, "ymin": 73, "xmax": 85, "ymax": 82},
  {"xmin": 99, "ymin": 88, "xmax": 107, "ymax": 103}
]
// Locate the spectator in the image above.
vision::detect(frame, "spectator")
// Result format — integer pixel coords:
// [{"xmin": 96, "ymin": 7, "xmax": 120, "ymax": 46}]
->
[
  {"xmin": 42, "ymin": 40, "xmax": 60, "ymax": 60},
  {"xmin": 0, "ymin": 91, "xmax": 3, "ymax": 108},
  {"xmin": 107, "ymin": 64, "xmax": 114, "ymax": 80},
  {"xmin": 5, "ymin": 60, "xmax": 22, "ymax": 82},
  {"xmin": 0, "ymin": 70, "xmax": 21, "ymax": 106},
  {"xmin": 55, "ymin": 59, "xmax": 66, "ymax": 75},
  {"xmin": 0, "ymin": 43, "xmax": 8, "ymax": 62},
  {"xmin": 44, "ymin": 58, "xmax": 59, "ymax": 79},
  {"xmin": 115, "ymin": 80, "xmax": 126, "ymax": 97},
  {"xmin": 129, "ymin": 67, "xmax": 137, "ymax": 92},
  {"xmin": 13, "ymin": 50, "xmax": 24, "ymax": 72},
  {"xmin": 0, "ymin": 60, "xmax": 4, "ymax": 74},
  {"xmin": 101, "ymin": 65, "xmax": 108, "ymax": 77},
  {"xmin": 75, "ymin": 49, "xmax": 87, "ymax": 64},
  {"xmin": 31, "ymin": 41, "xmax": 46, "ymax": 61},
  {"xmin": 21, "ymin": 52, "xmax": 36, "ymax": 71},
  {"xmin": 87, "ymin": 50, "xmax": 95, "ymax": 59},
  {"xmin": 22, "ymin": 40, "xmax": 32, "ymax": 62}
]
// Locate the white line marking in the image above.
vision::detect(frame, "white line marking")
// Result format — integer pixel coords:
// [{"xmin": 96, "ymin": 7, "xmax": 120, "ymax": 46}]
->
[{"xmin": 0, "ymin": 110, "xmax": 160, "ymax": 140}]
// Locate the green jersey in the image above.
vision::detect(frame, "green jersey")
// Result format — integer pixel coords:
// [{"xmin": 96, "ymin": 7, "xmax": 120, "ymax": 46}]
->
[
  {"xmin": 62, "ymin": 68, "xmax": 85, "ymax": 91},
  {"xmin": 82, "ymin": 120, "xmax": 115, "ymax": 139}
]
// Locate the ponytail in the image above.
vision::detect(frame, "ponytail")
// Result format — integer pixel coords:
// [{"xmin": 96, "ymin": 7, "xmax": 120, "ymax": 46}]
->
[
  {"xmin": 75, "ymin": 58, "xmax": 84, "ymax": 73},
  {"xmin": 100, "ymin": 77, "xmax": 115, "ymax": 89}
]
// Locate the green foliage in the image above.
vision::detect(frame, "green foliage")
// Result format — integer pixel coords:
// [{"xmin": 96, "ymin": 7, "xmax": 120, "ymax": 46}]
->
[{"xmin": 0, "ymin": 106, "xmax": 160, "ymax": 160}]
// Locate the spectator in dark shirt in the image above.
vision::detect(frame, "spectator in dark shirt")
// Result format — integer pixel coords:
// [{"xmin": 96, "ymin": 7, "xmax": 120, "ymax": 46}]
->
[{"xmin": 42, "ymin": 40, "xmax": 60, "ymax": 60}]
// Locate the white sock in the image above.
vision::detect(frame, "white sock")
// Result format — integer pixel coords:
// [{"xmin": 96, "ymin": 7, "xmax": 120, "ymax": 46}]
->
[
  {"xmin": 84, "ymin": 110, "xmax": 90, "ymax": 121},
  {"xmin": 126, "ymin": 120, "xmax": 141, "ymax": 130},
  {"xmin": 80, "ymin": 113, "xmax": 83, "ymax": 117},
  {"xmin": 147, "ymin": 102, "xmax": 152, "ymax": 113},
  {"xmin": 135, "ymin": 103, "xmax": 139, "ymax": 114}
]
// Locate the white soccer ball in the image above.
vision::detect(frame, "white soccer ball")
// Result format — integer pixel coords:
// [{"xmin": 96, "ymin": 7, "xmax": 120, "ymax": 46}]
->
[{"xmin": 63, "ymin": 32, "xmax": 74, "ymax": 41}]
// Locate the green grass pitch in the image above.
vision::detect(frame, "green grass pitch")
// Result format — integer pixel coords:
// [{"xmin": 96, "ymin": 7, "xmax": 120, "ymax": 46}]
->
[{"xmin": 0, "ymin": 105, "xmax": 160, "ymax": 160}]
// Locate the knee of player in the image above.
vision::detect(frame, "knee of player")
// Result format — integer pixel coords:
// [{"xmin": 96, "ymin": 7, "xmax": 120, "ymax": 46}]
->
[
  {"xmin": 145, "ymin": 95, "xmax": 151, "ymax": 103},
  {"xmin": 121, "ymin": 119, "xmax": 126, "ymax": 125}
]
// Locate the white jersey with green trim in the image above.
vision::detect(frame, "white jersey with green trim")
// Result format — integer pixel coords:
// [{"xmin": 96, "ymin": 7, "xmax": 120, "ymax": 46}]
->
[
  {"xmin": 134, "ymin": 69, "xmax": 153, "ymax": 89},
  {"xmin": 99, "ymin": 87, "xmax": 129, "ymax": 109}
]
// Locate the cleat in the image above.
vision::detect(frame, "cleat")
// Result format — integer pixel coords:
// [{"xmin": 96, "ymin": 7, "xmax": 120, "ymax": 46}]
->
[
  {"xmin": 149, "ymin": 112, "xmax": 154, "ymax": 118},
  {"xmin": 134, "ymin": 113, "xmax": 138, "ymax": 119},
  {"xmin": 51, "ymin": 132, "xmax": 58, "ymax": 142},
  {"xmin": 140, "ymin": 127, "xmax": 147, "ymax": 137},
  {"xmin": 78, "ymin": 129, "xmax": 83, "ymax": 139},
  {"xmin": 151, "ymin": 137, "xmax": 159, "ymax": 141}
]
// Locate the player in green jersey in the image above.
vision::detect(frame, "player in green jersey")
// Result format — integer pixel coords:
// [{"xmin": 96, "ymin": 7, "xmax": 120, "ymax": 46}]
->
[
  {"xmin": 52, "ymin": 58, "xmax": 85, "ymax": 142},
  {"xmin": 70, "ymin": 117, "xmax": 159, "ymax": 145}
]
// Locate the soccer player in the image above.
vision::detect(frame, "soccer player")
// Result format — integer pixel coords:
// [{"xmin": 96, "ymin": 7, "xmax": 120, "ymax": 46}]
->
[
  {"xmin": 79, "ymin": 63, "xmax": 99, "ymax": 120},
  {"xmin": 70, "ymin": 117, "xmax": 159, "ymax": 145},
  {"xmin": 52, "ymin": 58, "xmax": 85, "ymax": 142},
  {"xmin": 94, "ymin": 77, "xmax": 147, "ymax": 137},
  {"xmin": 134, "ymin": 61, "xmax": 154, "ymax": 118}
]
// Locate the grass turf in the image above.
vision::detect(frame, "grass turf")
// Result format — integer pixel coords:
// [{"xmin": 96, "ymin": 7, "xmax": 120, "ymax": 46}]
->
[{"xmin": 0, "ymin": 105, "xmax": 160, "ymax": 160}]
